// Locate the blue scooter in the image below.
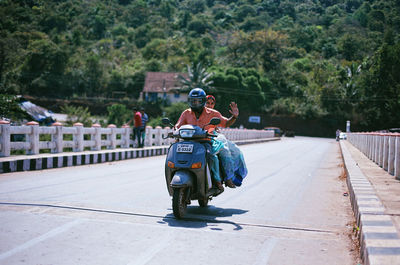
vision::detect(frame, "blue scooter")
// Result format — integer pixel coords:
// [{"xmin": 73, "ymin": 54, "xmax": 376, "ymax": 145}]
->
[{"xmin": 162, "ymin": 117, "xmax": 223, "ymax": 219}]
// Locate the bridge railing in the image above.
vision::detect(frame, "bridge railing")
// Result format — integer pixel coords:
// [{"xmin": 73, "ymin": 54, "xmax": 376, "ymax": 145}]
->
[
  {"xmin": 347, "ymin": 132, "xmax": 400, "ymax": 180},
  {"xmin": 0, "ymin": 121, "xmax": 274, "ymax": 157}
]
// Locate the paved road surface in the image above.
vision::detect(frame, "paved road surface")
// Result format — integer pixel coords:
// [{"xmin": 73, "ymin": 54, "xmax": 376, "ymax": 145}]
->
[{"xmin": 0, "ymin": 137, "xmax": 360, "ymax": 265}]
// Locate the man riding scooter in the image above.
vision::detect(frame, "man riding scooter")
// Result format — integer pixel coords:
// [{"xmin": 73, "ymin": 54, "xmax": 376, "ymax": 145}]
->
[{"xmin": 175, "ymin": 88, "xmax": 239, "ymax": 192}]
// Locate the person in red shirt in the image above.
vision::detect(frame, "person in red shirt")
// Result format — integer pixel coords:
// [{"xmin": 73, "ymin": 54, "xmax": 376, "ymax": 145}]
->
[
  {"xmin": 175, "ymin": 88, "xmax": 239, "ymax": 192},
  {"xmin": 126, "ymin": 107, "xmax": 143, "ymax": 148}
]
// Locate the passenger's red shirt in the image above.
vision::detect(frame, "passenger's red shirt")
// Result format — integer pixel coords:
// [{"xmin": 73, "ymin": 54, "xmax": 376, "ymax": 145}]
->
[{"xmin": 175, "ymin": 107, "xmax": 228, "ymax": 130}]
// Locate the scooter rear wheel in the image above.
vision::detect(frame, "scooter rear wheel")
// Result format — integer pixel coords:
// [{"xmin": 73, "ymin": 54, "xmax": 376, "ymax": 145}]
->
[{"xmin": 172, "ymin": 188, "xmax": 188, "ymax": 219}]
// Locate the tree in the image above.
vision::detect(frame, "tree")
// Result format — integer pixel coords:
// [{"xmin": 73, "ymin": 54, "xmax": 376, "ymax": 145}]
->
[
  {"xmin": 118, "ymin": 0, "xmax": 132, "ymax": 5},
  {"xmin": 188, "ymin": 0, "xmax": 206, "ymax": 14},
  {"xmin": 61, "ymin": 105, "xmax": 92, "ymax": 127},
  {"xmin": 208, "ymin": 67, "xmax": 268, "ymax": 112},
  {"xmin": 187, "ymin": 19, "xmax": 209, "ymax": 35},
  {"xmin": 164, "ymin": 102, "xmax": 188, "ymax": 124},
  {"xmin": 289, "ymin": 26, "xmax": 319, "ymax": 52},
  {"xmin": 226, "ymin": 29, "xmax": 287, "ymax": 71},
  {"xmin": 90, "ymin": 15, "xmax": 107, "ymax": 39},
  {"xmin": 357, "ymin": 42, "xmax": 400, "ymax": 129},
  {"xmin": 0, "ymin": 94, "xmax": 28, "ymax": 121},
  {"xmin": 243, "ymin": 75, "xmax": 265, "ymax": 111},
  {"xmin": 234, "ymin": 5, "xmax": 256, "ymax": 22},
  {"xmin": 107, "ymin": 104, "xmax": 131, "ymax": 126},
  {"xmin": 337, "ymin": 33, "xmax": 362, "ymax": 61},
  {"xmin": 20, "ymin": 38, "xmax": 68, "ymax": 97},
  {"xmin": 142, "ymin": 39, "xmax": 169, "ymax": 60},
  {"xmin": 160, "ymin": 0, "xmax": 175, "ymax": 20},
  {"xmin": 123, "ymin": 1, "xmax": 149, "ymax": 28},
  {"xmin": 178, "ymin": 62, "xmax": 214, "ymax": 92},
  {"xmin": 84, "ymin": 55, "xmax": 103, "ymax": 97}
]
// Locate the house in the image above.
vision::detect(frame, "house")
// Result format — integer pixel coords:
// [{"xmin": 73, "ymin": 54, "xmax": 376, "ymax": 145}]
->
[{"xmin": 142, "ymin": 72, "xmax": 189, "ymax": 103}]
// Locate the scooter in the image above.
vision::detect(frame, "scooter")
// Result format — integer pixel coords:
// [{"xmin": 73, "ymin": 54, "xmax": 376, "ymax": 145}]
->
[{"xmin": 162, "ymin": 117, "xmax": 223, "ymax": 219}]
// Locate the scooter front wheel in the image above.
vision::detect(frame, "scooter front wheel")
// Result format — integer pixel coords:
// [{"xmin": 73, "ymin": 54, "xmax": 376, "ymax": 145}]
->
[{"xmin": 172, "ymin": 187, "xmax": 188, "ymax": 219}]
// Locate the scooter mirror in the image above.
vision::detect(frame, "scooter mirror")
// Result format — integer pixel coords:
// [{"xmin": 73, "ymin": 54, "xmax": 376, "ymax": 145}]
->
[
  {"xmin": 162, "ymin": 117, "xmax": 171, "ymax": 125},
  {"xmin": 209, "ymin": 117, "xmax": 221, "ymax": 126}
]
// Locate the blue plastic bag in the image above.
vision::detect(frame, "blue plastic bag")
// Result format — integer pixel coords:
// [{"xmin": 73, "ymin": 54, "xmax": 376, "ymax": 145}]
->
[{"xmin": 214, "ymin": 134, "xmax": 248, "ymax": 186}]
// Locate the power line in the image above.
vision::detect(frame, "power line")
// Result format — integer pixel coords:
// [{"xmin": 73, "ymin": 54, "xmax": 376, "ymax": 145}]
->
[{"xmin": 4, "ymin": 74, "xmax": 399, "ymax": 102}]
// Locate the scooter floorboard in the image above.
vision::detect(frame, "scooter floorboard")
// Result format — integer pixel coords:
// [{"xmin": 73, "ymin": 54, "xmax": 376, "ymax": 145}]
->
[{"xmin": 206, "ymin": 187, "xmax": 224, "ymax": 197}]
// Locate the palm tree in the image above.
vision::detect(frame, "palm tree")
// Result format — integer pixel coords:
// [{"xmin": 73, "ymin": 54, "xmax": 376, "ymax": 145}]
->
[{"xmin": 177, "ymin": 62, "xmax": 214, "ymax": 93}]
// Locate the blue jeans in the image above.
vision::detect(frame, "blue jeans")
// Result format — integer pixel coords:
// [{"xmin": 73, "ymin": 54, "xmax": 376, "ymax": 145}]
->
[
  {"xmin": 203, "ymin": 142, "xmax": 221, "ymax": 182},
  {"xmin": 133, "ymin": 127, "xmax": 143, "ymax": 147}
]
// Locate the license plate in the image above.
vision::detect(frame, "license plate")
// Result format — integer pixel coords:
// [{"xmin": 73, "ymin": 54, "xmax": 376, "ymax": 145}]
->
[{"xmin": 177, "ymin": 144, "xmax": 194, "ymax": 153}]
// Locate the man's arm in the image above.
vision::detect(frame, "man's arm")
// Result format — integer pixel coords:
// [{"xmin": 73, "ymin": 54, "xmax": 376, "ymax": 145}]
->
[
  {"xmin": 174, "ymin": 110, "xmax": 187, "ymax": 129},
  {"xmin": 125, "ymin": 117, "xmax": 134, "ymax": 126},
  {"xmin": 225, "ymin": 102, "xmax": 239, "ymax": 127}
]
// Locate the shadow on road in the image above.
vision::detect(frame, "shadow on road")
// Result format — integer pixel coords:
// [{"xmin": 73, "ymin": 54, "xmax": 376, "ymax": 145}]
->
[{"xmin": 159, "ymin": 205, "xmax": 248, "ymax": 230}]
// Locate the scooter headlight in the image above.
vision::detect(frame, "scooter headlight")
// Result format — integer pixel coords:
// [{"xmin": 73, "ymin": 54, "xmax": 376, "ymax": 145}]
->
[{"xmin": 179, "ymin": 129, "xmax": 196, "ymax": 138}]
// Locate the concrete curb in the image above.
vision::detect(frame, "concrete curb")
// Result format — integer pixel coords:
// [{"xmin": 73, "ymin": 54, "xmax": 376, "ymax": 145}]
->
[
  {"xmin": 339, "ymin": 141, "xmax": 400, "ymax": 265},
  {"xmin": 0, "ymin": 147, "xmax": 169, "ymax": 174},
  {"xmin": 0, "ymin": 137, "xmax": 280, "ymax": 174}
]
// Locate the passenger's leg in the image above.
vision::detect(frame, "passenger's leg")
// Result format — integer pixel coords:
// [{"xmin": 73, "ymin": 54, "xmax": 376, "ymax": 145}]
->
[
  {"xmin": 204, "ymin": 143, "xmax": 223, "ymax": 192},
  {"xmin": 209, "ymin": 154, "xmax": 221, "ymax": 182}
]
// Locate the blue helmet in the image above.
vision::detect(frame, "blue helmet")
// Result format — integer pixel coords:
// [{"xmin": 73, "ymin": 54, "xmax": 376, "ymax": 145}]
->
[{"xmin": 188, "ymin": 88, "xmax": 206, "ymax": 112}]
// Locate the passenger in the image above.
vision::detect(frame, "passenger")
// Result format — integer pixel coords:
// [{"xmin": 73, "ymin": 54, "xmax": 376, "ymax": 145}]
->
[
  {"xmin": 175, "ymin": 88, "xmax": 239, "ymax": 192},
  {"xmin": 206, "ymin": 95, "xmax": 248, "ymax": 187}
]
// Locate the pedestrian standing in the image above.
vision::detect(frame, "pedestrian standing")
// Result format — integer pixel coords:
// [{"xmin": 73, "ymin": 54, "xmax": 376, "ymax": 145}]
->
[
  {"xmin": 140, "ymin": 107, "xmax": 148, "ymax": 148},
  {"xmin": 125, "ymin": 107, "xmax": 142, "ymax": 147}
]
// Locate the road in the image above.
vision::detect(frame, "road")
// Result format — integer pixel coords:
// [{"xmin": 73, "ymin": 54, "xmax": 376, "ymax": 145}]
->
[{"xmin": 0, "ymin": 137, "xmax": 360, "ymax": 265}]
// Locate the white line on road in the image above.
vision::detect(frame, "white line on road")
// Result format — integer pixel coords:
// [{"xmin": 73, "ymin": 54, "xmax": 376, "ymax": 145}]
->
[
  {"xmin": 126, "ymin": 231, "xmax": 173, "ymax": 265},
  {"xmin": 253, "ymin": 237, "xmax": 279, "ymax": 265},
  {"xmin": 0, "ymin": 219, "xmax": 83, "ymax": 261}
]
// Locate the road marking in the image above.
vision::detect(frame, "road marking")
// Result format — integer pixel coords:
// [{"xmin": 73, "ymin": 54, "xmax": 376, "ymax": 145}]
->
[
  {"xmin": 126, "ymin": 231, "xmax": 173, "ymax": 265},
  {"xmin": 253, "ymin": 237, "xmax": 278, "ymax": 265},
  {"xmin": 0, "ymin": 219, "xmax": 83, "ymax": 261},
  {"xmin": 0, "ymin": 202, "xmax": 335, "ymax": 234}
]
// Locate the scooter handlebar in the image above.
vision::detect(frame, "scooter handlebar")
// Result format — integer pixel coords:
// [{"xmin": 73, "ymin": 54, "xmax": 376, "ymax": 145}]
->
[{"xmin": 162, "ymin": 131, "xmax": 175, "ymax": 139}]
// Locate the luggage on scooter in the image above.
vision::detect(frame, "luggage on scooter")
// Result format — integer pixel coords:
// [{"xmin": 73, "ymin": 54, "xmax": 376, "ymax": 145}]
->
[{"xmin": 213, "ymin": 134, "xmax": 248, "ymax": 187}]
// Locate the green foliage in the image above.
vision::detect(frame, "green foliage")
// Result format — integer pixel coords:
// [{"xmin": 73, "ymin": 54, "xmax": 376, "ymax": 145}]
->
[
  {"xmin": 0, "ymin": 94, "xmax": 28, "ymax": 121},
  {"xmin": 164, "ymin": 102, "xmax": 188, "ymax": 124},
  {"xmin": 337, "ymin": 33, "xmax": 363, "ymax": 60},
  {"xmin": 187, "ymin": 19, "xmax": 209, "ymax": 35},
  {"xmin": 147, "ymin": 116, "xmax": 163, "ymax": 128},
  {"xmin": 178, "ymin": 62, "xmax": 214, "ymax": 92},
  {"xmin": 1, "ymin": 0, "xmax": 400, "ymax": 131},
  {"xmin": 292, "ymin": 58, "xmax": 313, "ymax": 72},
  {"xmin": 60, "ymin": 105, "xmax": 92, "ymax": 127},
  {"xmin": 356, "ymin": 41, "xmax": 400, "ymax": 129},
  {"xmin": 107, "ymin": 104, "xmax": 131, "ymax": 127},
  {"xmin": 20, "ymin": 38, "xmax": 68, "ymax": 96}
]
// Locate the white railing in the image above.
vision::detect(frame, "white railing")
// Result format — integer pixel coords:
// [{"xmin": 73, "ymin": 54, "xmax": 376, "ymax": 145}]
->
[
  {"xmin": 0, "ymin": 121, "xmax": 274, "ymax": 157},
  {"xmin": 347, "ymin": 132, "xmax": 400, "ymax": 180}
]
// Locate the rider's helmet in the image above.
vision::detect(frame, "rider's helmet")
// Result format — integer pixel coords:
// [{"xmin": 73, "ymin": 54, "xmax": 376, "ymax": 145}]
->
[{"xmin": 188, "ymin": 88, "xmax": 206, "ymax": 112}]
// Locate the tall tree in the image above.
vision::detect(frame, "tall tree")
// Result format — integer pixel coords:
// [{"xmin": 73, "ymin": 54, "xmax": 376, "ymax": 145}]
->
[
  {"xmin": 178, "ymin": 62, "xmax": 214, "ymax": 92},
  {"xmin": 226, "ymin": 29, "xmax": 287, "ymax": 71},
  {"xmin": 357, "ymin": 42, "xmax": 400, "ymax": 129}
]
